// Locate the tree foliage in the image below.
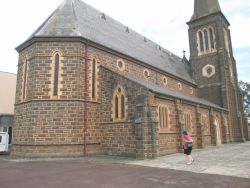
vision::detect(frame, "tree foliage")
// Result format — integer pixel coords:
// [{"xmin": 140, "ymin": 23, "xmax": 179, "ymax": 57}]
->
[{"xmin": 239, "ymin": 81, "xmax": 250, "ymax": 116}]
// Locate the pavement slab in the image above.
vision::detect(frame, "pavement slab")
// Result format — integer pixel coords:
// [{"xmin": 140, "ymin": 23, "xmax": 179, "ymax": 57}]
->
[
  {"xmin": 113, "ymin": 142, "xmax": 250, "ymax": 179},
  {"xmin": 0, "ymin": 142, "xmax": 250, "ymax": 187},
  {"xmin": 0, "ymin": 159, "xmax": 250, "ymax": 188}
]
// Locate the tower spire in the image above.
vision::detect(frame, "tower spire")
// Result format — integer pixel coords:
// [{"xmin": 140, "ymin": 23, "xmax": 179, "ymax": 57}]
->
[{"xmin": 191, "ymin": 0, "xmax": 221, "ymax": 21}]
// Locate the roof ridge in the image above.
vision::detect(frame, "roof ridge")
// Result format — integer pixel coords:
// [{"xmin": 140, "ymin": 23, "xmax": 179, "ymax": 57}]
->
[
  {"xmin": 29, "ymin": 0, "xmax": 81, "ymax": 38},
  {"xmin": 75, "ymin": 0, "xmax": 179, "ymax": 59},
  {"xmin": 71, "ymin": 0, "xmax": 82, "ymax": 36},
  {"xmin": 17, "ymin": 0, "xmax": 195, "ymax": 84}
]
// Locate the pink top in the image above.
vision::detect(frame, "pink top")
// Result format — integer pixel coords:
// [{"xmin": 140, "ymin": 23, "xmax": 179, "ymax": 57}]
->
[{"xmin": 183, "ymin": 135, "xmax": 193, "ymax": 149}]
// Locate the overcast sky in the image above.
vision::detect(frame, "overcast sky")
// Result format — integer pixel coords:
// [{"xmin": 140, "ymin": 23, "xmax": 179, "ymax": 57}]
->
[{"xmin": 0, "ymin": 0, "xmax": 249, "ymax": 81}]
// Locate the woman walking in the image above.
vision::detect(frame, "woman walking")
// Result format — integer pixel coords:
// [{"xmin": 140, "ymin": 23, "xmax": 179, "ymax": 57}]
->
[{"xmin": 182, "ymin": 130, "xmax": 194, "ymax": 165}]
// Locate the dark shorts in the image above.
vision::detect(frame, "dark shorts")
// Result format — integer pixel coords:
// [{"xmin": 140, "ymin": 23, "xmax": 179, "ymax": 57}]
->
[{"xmin": 184, "ymin": 147, "xmax": 192, "ymax": 155}]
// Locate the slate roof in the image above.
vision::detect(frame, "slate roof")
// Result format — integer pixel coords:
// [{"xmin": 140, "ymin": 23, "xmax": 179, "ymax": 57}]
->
[
  {"xmin": 102, "ymin": 66, "xmax": 225, "ymax": 110},
  {"xmin": 129, "ymin": 74, "xmax": 224, "ymax": 110},
  {"xmin": 20, "ymin": 0, "xmax": 195, "ymax": 84},
  {"xmin": 190, "ymin": 0, "xmax": 221, "ymax": 21}
]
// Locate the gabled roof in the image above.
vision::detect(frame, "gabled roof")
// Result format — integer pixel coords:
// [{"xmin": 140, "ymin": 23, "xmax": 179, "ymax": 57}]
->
[
  {"xmin": 190, "ymin": 0, "xmax": 221, "ymax": 21},
  {"xmin": 19, "ymin": 0, "xmax": 195, "ymax": 84},
  {"xmin": 101, "ymin": 66, "xmax": 226, "ymax": 111}
]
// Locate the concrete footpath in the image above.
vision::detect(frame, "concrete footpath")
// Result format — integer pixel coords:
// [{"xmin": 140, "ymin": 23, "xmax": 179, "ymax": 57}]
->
[
  {"xmin": 117, "ymin": 141, "xmax": 250, "ymax": 179},
  {"xmin": 0, "ymin": 142, "xmax": 250, "ymax": 188}
]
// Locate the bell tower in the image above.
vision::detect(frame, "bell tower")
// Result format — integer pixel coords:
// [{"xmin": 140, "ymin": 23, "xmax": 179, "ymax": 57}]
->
[{"xmin": 187, "ymin": 0, "xmax": 245, "ymax": 141}]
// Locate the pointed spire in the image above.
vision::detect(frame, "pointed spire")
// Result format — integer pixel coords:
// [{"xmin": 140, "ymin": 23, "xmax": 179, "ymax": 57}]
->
[{"xmin": 191, "ymin": 0, "xmax": 221, "ymax": 21}]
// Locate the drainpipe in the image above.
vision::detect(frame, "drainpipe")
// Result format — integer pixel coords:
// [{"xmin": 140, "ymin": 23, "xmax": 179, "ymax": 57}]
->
[{"xmin": 83, "ymin": 43, "xmax": 88, "ymax": 157}]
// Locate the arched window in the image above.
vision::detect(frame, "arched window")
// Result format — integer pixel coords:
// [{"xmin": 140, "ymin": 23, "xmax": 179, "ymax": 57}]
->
[
  {"xmin": 178, "ymin": 82, "xmax": 182, "ymax": 90},
  {"xmin": 159, "ymin": 107, "xmax": 163, "ymax": 128},
  {"xmin": 162, "ymin": 107, "xmax": 166, "ymax": 127},
  {"xmin": 112, "ymin": 86, "xmax": 126, "ymax": 121},
  {"xmin": 143, "ymin": 69, "xmax": 150, "ymax": 79},
  {"xmin": 198, "ymin": 31, "xmax": 204, "ymax": 52},
  {"xmin": 158, "ymin": 105, "xmax": 170, "ymax": 132},
  {"xmin": 115, "ymin": 96, "xmax": 119, "ymax": 119},
  {"xmin": 92, "ymin": 59, "xmax": 96, "ymax": 99},
  {"xmin": 53, "ymin": 53, "xmax": 60, "ymax": 96},
  {"xmin": 121, "ymin": 95, "xmax": 125, "ymax": 118},
  {"xmin": 22, "ymin": 60, "xmax": 29, "ymax": 101},
  {"xmin": 50, "ymin": 50, "xmax": 63, "ymax": 99},
  {"xmin": 197, "ymin": 27, "xmax": 216, "ymax": 55},
  {"xmin": 204, "ymin": 29, "xmax": 209, "ymax": 51},
  {"xmin": 209, "ymin": 28, "xmax": 215, "ymax": 49}
]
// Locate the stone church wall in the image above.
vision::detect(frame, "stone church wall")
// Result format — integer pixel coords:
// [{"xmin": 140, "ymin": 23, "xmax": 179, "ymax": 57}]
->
[
  {"xmin": 88, "ymin": 46, "xmax": 196, "ymax": 98},
  {"xmin": 12, "ymin": 40, "xmax": 231, "ymax": 158},
  {"xmin": 99, "ymin": 67, "xmax": 145, "ymax": 157},
  {"xmin": 199, "ymin": 108, "xmax": 212, "ymax": 146},
  {"xmin": 154, "ymin": 98, "xmax": 180, "ymax": 155},
  {"xmin": 12, "ymin": 42, "xmax": 103, "ymax": 157}
]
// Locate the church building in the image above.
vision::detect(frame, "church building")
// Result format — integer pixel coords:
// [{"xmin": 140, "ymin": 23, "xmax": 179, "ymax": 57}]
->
[{"xmin": 12, "ymin": 0, "xmax": 249, "ymax": 159}]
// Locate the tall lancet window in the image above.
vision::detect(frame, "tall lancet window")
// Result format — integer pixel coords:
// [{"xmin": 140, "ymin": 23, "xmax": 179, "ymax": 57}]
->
[
  {"xmin": 112, "ymin": 86, "xmax": 127, "ymax": 121},
  {"xmin": 198, "ymin": 31, "xmax": 204, "ymax": 52},
  {"xmin": 209, "ymin": 28, "xmax": 215, "ymax": 49},
  {"xmin": 115, "ymin": 96, "xmax": 119, "ymax": 119},
  {"xmin": 121, "ymin": 95, "xmax": 125, "ymax": 119},
  {"xmin": 51, "ymin": 50, "xmax": 63, "ymax": 99},
  {"xmin": 204, "ymin": 29, "xmax": 209, "ymax": 51},
  {"xmin": 158, "ymin": 105, "xmax": 170, "ymax": 131},
  {"xmin": 53, "ymin": 53, "xmax": 60, "ymax": 96},
  {"xmin": 22, "ymin": 60, "xmax": 29, "ymax": 101},
  {"xmin": 92, "ymin": 59, "xmax": 96, "ymax": 99},
  {"xmin": 197, "ymin": 27, "xmax": 216, "ymax": 55}
]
